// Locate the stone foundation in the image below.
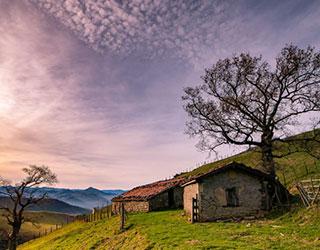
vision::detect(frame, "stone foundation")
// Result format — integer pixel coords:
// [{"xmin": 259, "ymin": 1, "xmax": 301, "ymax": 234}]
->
[
  {"xmin": 112, "ymin": 187, "xmax": 184, "ymax": 214},
  {"xmin": 112, "ymin": 201, "xmax": 149, "ymax": 214}
]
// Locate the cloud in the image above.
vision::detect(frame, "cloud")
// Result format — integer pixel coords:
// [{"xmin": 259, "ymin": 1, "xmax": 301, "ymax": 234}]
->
[
  {"xmin": 0, "ymin": 0, "xmax": 208, "ymax": 189},
  {"xmin": 1, "ymin": 0, "xmax": 320, "ymax": 189},
  {"xmin": 0, "ymin": 0, "xmax": 115, "ymax": 185},
  {"xmin": 28, "ymin": 0, "xmax": 320, "ymax": 70},
  {"xmin": 28, "ymin": 0, "xmax": 239, "ymax": 63}
]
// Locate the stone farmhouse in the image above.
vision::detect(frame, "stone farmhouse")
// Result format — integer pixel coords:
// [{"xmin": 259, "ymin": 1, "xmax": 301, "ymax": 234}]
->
[
  {"xmin": 182, "ymin": 162, "xmax": 289, "ymax": 222},
  {"xmin": 112, "ymin": 177, "xmax": 186, "ymax": 214}
]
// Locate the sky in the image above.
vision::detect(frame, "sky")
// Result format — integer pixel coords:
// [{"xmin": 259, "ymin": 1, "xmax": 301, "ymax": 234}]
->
[{"xmin": 0, "ymin": 0, "xmax": 319, "ymax": 189}]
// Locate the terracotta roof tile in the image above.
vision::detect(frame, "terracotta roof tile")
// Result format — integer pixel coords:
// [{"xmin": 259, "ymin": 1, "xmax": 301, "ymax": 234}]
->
[{"xmin": 112, "ymin": 177, "xmax": 186, "ymax": 202}]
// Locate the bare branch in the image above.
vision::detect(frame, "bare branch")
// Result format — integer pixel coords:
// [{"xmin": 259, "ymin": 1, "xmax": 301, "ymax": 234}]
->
[
  {"xmin": 183, "ymin": 44, "xmax": 320, "ymax": 176},
  {"xmin": 0, "ymin": 165, "xmax": 58, "ymax": 249}
]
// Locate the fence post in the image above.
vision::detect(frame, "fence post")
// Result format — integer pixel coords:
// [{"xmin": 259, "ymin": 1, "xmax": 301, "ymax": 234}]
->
[
  {"xmin": 305, "ymin": 164, "xmax": 309, "ymax": 175},
  {"xmin": 120, "ymin": 203, "xmax": 125, "ymax": 230}
]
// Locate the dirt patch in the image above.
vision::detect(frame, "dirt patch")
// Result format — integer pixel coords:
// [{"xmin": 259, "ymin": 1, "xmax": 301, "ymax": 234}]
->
[{"xmin": 185, "ymin": 239, "xmax": 201, "ymax": 245}]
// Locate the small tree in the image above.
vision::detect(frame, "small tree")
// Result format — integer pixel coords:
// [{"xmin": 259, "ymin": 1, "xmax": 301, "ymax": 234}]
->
[
  {"xmin": 0, "ymin": 165, "xmax": 57, "ymax": 250},
  {"xmin": 183, "ymin": 45, "xmax": 320, "ymax": 178}
]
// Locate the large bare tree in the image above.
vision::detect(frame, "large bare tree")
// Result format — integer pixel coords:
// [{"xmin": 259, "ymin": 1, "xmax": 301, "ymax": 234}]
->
[
  {"xmin": 0, "ymin": 165, "xmax": 57, "ymax": 250},
  {"xmin": 183, "ymin": 45, "xmax": 320, "ymax": 178}
]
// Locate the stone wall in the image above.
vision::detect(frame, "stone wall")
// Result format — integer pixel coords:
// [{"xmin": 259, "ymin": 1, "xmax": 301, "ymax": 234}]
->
[
  {"xmin": 149, "ymin": 191, "xmax": 169, "ymax": 211},
  {"xmin": 149, "ymin": 187, "xmax": 184, "ymax": 211},
  {"xmin": 112, "ymin": 201, "xmax": 149, "ymax": 214},
  {"xmin": 183, "ymin": 182, "xmax": 199, "ymax": 215},
  {"xmin": 173, "ymin": 186, "xmax": 183, "ymax": 208},
  {"xmin": 112, "ymin": 187, "xmax": 184, "ymax": 213},
  {"xmin": 198, "ymin": 170, "xmax": 266, "ymax": 221}
]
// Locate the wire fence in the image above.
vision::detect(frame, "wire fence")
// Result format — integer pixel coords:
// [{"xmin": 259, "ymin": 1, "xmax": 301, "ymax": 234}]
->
[
  {"xmin": 24, "ymin": 205, "xmax": 114, "ymax": 242},
  {"xmin": 75, "ymin": 205, "xmax": 113, "ymax": 223},
  {"xmin": 278, "ymin": 159, "xmax": 320, "ymax": 187}
]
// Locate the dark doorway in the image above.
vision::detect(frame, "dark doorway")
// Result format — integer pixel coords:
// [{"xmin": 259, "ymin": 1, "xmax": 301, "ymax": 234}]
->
[
  {"xmin": 226, "ymin": 187, "xmax": 239, "ymax": 207},
  {"xmin": 168, "ymin": 189, "xmax": 175, "ymax": 207}
]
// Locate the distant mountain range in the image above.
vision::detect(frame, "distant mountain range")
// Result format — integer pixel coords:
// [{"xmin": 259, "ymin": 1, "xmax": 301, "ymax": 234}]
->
[
  {"xmin": 0, "ymin": 197, "xmax": 90, "ymax": 215},
  {"xmin": 0, "ymin": 187, "xmax": 125, "ymax": 210},
  {"xmin": 101, "ymin": 189, "xmax": 126, "ymax": 195}
]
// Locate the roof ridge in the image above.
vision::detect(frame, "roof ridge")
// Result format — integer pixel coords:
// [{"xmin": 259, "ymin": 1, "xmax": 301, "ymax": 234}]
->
[{"xmin": 112, "ymin": 177, "xmax": 186, "ymax": 202}]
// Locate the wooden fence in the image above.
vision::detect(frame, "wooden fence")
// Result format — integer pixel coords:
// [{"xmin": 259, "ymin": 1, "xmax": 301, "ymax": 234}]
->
[
  {"xmin": 278, "ymin": 160, "xmax": 320, "ymax": 188},
  {"xmin": 31, "ymin": 223, "xmax": 64, "ymax": 239},
  {"xmin": 75, "ymin": 205, "xmax": 113, "ymax": 223},
  {"xmin": 296, "ymin": 178, "xmax": 320, "ymax": 207},
  {"xmin": 27, "ymin": 205, "xmax": 114, "ymax": 241}
]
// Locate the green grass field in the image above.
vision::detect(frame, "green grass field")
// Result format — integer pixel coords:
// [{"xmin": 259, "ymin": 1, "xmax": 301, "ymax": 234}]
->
[
  {"xmin": 13, "ymin": 129, "xmax": 320, "ymax": 249},
  {"xmin": 18, "ymin": 207, "xmax": 320, "ymax": 250}
]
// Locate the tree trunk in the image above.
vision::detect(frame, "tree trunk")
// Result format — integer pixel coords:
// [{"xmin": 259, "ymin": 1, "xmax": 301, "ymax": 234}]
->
[
  {"xmin": 261, "ymin": 145, "xmax": 275, "ymax": 176},
  {"xmin": 7, "ymin": 223, "xmax": 21, "ymax": 250},
  {"xmin": 8, "ymin": 232, "xmax": 17, "ymax": 250},
  {"xmin": 261, "ymin": 131, "xmax": 276, "ymax": 179}
]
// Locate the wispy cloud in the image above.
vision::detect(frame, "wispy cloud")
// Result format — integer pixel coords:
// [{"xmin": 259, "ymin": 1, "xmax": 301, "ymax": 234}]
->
[
  {"xmin": 0, "ymin": 0, "xmax": 319, "ymax": 189},
  {"xmin": 0, "ymin": 0, "xmax": 207, "ymax": 189},
  {"xmin": 29, "ymin": 0, "xmax": 239, "ymax": 62},
  {"xmin": 28, "ymin": 0, "xmax": 320, "ymax": 68}
]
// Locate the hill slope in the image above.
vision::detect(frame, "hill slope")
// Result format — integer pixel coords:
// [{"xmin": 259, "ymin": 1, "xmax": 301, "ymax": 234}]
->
[
  {"xmin": 0, "ymin": 211, "xmax": 75, "ymax": 250},
  {"xmin": 0, "ymin": 197, "xmax": 90, "ymax": 215},
  {"xmin": 28, "ymin": 187, "xmax": 124, "ymax": 209},
  {"xmin": 18, "ymin": 208, "xmax": 320, "ymax": 250},
  {"xmin": 17, "ymin": 129, "xmax": 320, "ymax": 250},
  {"xmin": 179, "ymin": 129, "xmax": 320, "ymax": 187}
]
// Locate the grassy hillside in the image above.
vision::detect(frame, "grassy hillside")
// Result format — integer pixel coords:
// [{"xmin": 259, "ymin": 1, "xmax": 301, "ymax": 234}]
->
[
  {"xmin": 27, "ymin": 199, "xmax": 91, "ymax": 215},
  {"xmin": 18, "ymin": 207, "xmax": 320, "ymax": 250},
  {"xmin": 16, "ymin": 129, "xmax": 320, "ymax": 249},
  {"xmin": 180, "ymin": 129, "xmax": 320, "ymax": 187},
  {"xmin": 0, "ymin": 211, "xmax": 74, "ymax": 249}
]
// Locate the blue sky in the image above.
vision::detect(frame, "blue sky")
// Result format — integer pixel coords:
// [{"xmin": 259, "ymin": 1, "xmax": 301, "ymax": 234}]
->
[{"xmin": 0, "ymin": 0, "xmax": 319, "ymax": 189}]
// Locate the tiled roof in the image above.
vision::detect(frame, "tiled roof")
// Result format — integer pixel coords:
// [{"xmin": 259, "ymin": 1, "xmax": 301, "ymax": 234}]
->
[{"xmin": 112, "ymin": 177, "xmax": 186, "ymax": 202}]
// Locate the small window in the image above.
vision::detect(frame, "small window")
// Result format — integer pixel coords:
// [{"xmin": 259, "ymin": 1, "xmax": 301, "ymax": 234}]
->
[{"xmin": 225, "ymin": 187, "xmax": 239, "ymax": 207}]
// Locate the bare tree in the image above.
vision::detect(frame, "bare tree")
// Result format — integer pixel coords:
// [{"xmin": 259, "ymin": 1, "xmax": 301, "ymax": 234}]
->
[
  {"xmin": 0, "ymin": 165, "xmax": 57, "ymax": 250},
  {"xmin": 183, "ymin": 45, "xmax": 320, "ymax": 178}
]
